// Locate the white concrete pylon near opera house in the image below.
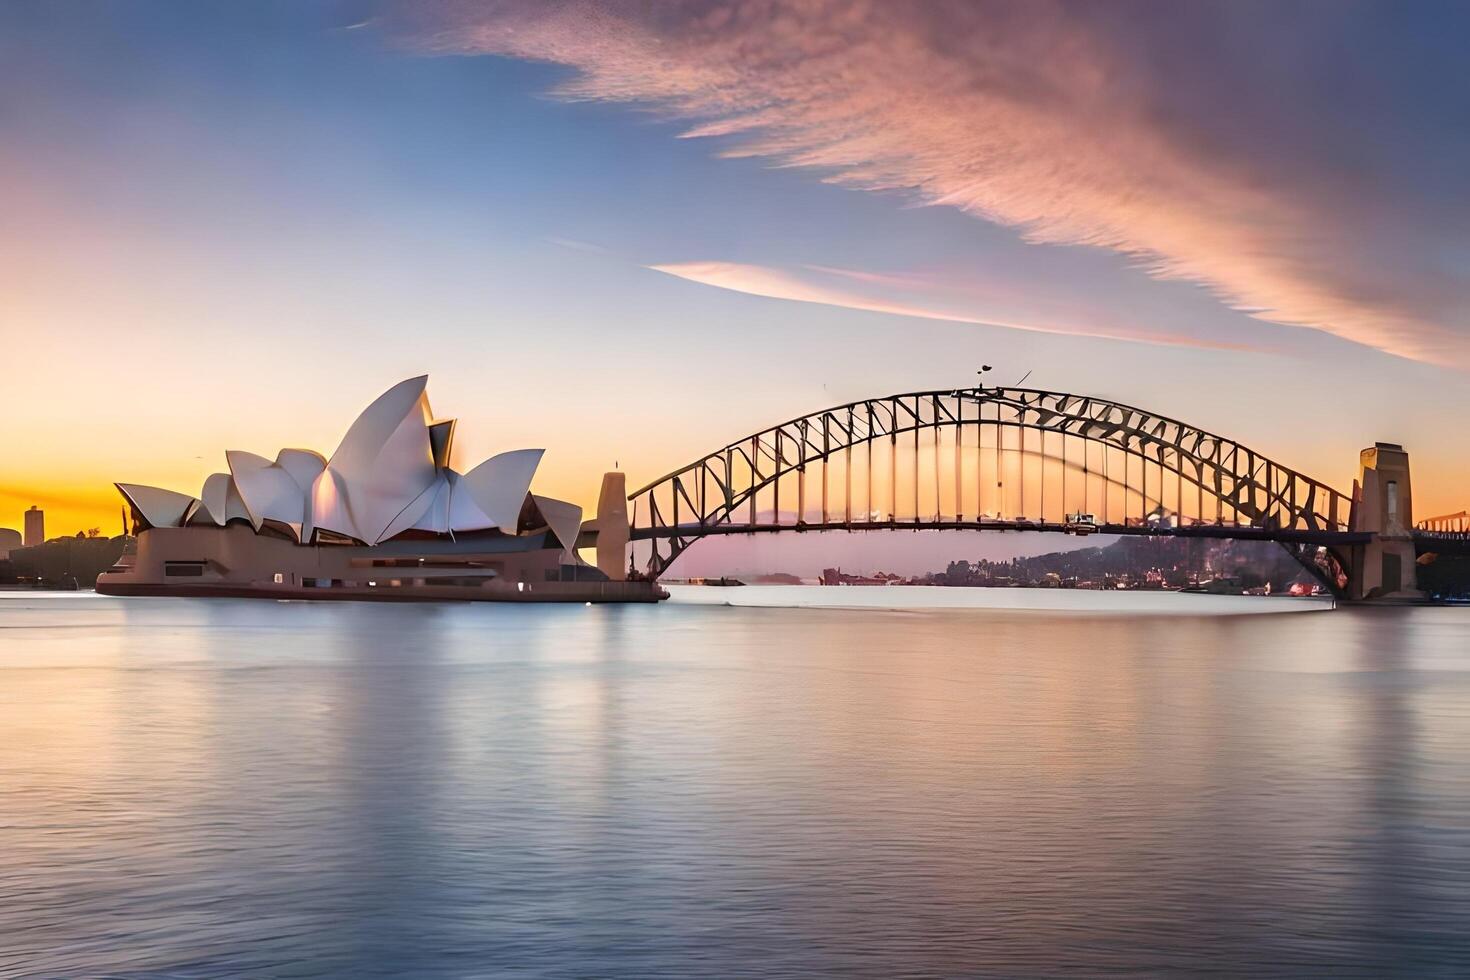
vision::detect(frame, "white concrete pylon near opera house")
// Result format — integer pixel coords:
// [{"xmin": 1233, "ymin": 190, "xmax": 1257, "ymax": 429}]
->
[{"xmin": 115, "ymin": 377, "xmax": 582, "ymax": 559}]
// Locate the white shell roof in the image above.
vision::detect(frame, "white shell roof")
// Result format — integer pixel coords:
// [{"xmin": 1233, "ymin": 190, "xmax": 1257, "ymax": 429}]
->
[
  {"xmin": 445, "ymin": 470, "xmax": 497, "ymax": 532},
  {"xmin": 532, "ymin": 494, "xmax": 584, "ymax": 564},
  {"xmin": 460, "ymin": 449, "xmax": 544, "ymax": 530},
  {"xmin": 199, "ymin": 473, "xmax": 230, "ymax": 526},
  {"xmin": 118, "ymin": 483, "xmax": 197, "ymax": 531},
  {"xmin": 319, "ymin": 376, "xmax": 439, "ymax": 544},
  {"xmin": 114, "ymin": 378, "xmax": 569, "ymax": 548},
  {"xmin": 228, "ymin": 450, "xmax": 307, "ymax": 532},
  {"xmin": 309, "ymin": 467, "xmax": 355, "ymax": 540},
  {"xmin": 275, "ymin": 449, "xmax": 326, "ymax": 493}
]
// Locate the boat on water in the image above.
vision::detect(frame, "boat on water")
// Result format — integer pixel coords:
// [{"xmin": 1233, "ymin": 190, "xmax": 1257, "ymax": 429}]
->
[
  {"xmin": 1179, "ymin": 577, "xmax": 1247, "ymax": 595},
  {"xmin": 97, "ymin": 377, "xmax": 665, "ymax": 604}
]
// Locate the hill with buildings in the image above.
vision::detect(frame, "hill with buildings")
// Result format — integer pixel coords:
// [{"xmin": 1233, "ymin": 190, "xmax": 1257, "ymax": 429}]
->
[{"xmin": 911, "ymin": 536, "xmax": 1322, "ymax": 594}]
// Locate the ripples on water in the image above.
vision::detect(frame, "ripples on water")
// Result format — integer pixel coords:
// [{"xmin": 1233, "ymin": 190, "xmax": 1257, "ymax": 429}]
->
[{"xmin": 1, "ymin": 589, "xmax": 1467, "ymax": 977}]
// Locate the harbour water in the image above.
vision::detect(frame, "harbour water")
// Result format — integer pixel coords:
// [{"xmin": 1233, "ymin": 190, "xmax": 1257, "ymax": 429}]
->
[{"xmin": 2, "ymin": 589, "xmax": 1467, "ymax": 976}]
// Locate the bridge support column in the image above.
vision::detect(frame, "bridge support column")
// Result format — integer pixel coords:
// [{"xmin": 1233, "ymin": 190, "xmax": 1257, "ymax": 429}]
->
[
  {"xmin": 594, "ymin": 471, "xmax": 629, "ymax": 582},
  {"xmin": 1346, "ymin": 443, "xmax": 1420, "ymax": 601}
]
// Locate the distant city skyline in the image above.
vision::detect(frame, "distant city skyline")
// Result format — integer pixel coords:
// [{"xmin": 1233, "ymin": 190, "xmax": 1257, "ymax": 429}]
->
[{"xmin": 3, "ymin": 1, "xmax": 1466, "ymax": 555}]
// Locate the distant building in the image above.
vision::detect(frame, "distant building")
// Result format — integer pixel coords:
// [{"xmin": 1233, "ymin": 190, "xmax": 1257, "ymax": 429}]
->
[
  {"xmin": 23, "ymin": 506, "xmax": 43, "ymax": 547},
  {"xmin": 0, "ymin": 527, "xmax": 20, "ymax": 559},
  {"xmin": 821, "ymin": 566, "xmax": 901, "ymax": 586}
]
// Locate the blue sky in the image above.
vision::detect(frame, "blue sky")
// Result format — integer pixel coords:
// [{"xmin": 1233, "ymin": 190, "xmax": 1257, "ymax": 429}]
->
[{"xmin": 2, "ymin": 1, "xmax": 1466, "ymax": 555}]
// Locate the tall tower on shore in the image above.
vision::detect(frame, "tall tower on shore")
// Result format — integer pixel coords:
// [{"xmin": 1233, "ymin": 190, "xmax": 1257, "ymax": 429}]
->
[
  {"xmin": 1349, "ymin": 443, "xmax": 1419, "ymax": 599},
  {"xmin": 23, "ymin": 506, "xmax": 44, "ymax": 547}
]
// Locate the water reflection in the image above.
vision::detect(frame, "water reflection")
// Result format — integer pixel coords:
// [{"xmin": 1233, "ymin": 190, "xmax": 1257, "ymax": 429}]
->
[{"xmin": 0, "ymin": 594, "xmax": 1466, "ymax": 976}]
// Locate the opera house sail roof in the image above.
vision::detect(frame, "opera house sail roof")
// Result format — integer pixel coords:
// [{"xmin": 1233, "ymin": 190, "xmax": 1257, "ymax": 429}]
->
[{"xmin": 114, "ymin": 376, "xmax": 584, "ymax": 563}]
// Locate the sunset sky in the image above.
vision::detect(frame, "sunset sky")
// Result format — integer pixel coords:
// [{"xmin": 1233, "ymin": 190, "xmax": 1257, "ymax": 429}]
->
[{"xmin": 3, "ymin": 1, "xmax": 1467, "ymax": 555}]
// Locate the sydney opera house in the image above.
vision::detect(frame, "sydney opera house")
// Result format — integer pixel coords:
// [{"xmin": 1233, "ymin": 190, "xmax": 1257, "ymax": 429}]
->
[{"xmin": 96, "ymin": 377, "xmax": 661, "ymax": 602}]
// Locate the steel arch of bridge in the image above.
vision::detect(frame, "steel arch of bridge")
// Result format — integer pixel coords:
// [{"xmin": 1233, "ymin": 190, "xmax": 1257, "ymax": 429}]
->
[{"xmin": 627, "ymin": 387, "xmax": 1364, "ymax": 592}]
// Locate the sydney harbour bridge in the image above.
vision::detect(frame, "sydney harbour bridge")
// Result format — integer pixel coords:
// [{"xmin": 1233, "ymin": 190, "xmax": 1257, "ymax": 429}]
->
[{"xmin": 588, "ymin": 386, "xmax": 1467, "ymax": 601}]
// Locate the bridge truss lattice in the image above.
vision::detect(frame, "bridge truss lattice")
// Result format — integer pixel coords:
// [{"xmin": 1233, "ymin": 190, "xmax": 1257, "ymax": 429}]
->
[{"xmin": 628, "ymin": 388, "xmax": 1365, "ymax": 593}]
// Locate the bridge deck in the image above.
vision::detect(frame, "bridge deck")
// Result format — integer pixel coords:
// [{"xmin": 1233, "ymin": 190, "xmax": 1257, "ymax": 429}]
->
[{"xmin": 631, "ymin": 520, "xmax": 1372, "ymax": 547}]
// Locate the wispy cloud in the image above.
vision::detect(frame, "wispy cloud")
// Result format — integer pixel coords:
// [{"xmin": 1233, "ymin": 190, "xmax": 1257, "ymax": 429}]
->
[
  {"xmin": 803, "ymin": 265, "xmax": 940, "ymax": 291},
  {"xmin": 544, "ymin": 235, "xmax": 611, "ymax": 254},
  {"xmin": 393, "ymin": 1, "xmax": 1470, "ymax": 368},
  {"xmin": 650, "ymin": 260, "xmax": 1252, "ymax": 350}
]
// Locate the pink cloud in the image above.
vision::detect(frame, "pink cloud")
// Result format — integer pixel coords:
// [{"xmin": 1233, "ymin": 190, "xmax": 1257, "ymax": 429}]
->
[
  {"xmin": 394, "ymin": 1, "xmax": 1469, "ymax": 368},
  {"xmin": 803, "ymin": 265, "xmax": 940, "ymax": 291},
  {"xmin": 649, "ymin": 260, "xmax": 1252, "ymax": 350}
]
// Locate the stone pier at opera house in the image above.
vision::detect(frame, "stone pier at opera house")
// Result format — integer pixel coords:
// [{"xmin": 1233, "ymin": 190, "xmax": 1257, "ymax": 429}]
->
[{"xmin": 96, "ymin": 377, "xmax": 659, "ymax": 603}]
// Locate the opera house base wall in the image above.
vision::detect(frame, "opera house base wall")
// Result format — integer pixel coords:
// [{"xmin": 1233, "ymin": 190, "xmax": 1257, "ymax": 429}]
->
[
  {"xmin": 96, "ymin": 525, "xmax": 666, "ymax": 604},
  {"xmin": 97, "ymin": 578, "xmax": 666, "ymax": 603}
]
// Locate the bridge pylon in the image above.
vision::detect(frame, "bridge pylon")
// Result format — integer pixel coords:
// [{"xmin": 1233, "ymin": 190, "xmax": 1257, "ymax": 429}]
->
[
  {"xmin": 1346, "ymin": 442, "xmax": 1421, "ymax": 601},
  {"xmin": 594, "ymin": 471, "xmax": 630, "ymax": 582}
]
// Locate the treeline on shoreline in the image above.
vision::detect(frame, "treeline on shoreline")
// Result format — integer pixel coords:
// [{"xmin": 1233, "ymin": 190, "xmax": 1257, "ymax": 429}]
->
[{"xmin": 0, "ymin": 536, "xmax": 129, "ymax": 589}]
